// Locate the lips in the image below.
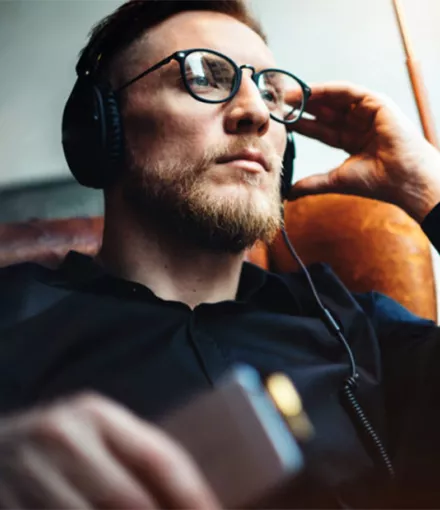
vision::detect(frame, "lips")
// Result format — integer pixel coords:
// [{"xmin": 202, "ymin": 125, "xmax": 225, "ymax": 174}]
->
[{"xmin": 217, "ymin": 149, "xmax": 270, "ymax": 173}]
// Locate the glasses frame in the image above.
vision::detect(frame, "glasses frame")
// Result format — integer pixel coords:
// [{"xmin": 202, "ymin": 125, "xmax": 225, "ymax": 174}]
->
[{"xmin": 115, "ymin": 48, "xmax": 311, "ymax": 125}]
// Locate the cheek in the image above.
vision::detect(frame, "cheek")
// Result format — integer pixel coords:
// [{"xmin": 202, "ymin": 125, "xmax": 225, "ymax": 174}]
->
[
  {"xmin": 123, "ymin": 93, "xmax": 217, "ymax": 162},
  {"xmin": 271, "ymin": 125, "xmax": 288, "ymax": 159}
]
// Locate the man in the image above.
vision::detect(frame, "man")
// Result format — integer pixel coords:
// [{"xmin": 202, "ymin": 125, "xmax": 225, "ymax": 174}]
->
[{"xmin": 1, "ymin": 0, "xmax": 440, "ymax": 507}]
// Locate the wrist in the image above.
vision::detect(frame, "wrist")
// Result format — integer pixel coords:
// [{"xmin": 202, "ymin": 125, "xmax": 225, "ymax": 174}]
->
[{"xmin": 402, "ymin": 176, "xmax": 440, "ymax": 224}]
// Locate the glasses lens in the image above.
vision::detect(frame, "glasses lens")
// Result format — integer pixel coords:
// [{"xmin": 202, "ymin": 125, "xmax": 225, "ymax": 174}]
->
[
  {"xmin": 184, "ymin": 51, "xmax": 236, "ymax": 102},
  {"xmin": 258, "ymin": 71, "xmax": 305, "ymax": 123}
]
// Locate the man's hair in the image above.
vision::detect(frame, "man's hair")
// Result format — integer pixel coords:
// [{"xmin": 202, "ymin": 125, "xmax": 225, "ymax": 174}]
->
[{"xmin": 78, "ymin": 0, "xmax": 267, "ymax": 83}]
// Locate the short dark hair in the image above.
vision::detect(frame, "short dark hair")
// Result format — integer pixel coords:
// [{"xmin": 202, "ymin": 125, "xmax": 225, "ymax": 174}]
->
[{"xmin": 78, "ymin": 0, "xmax": 267, "ymax": 83}]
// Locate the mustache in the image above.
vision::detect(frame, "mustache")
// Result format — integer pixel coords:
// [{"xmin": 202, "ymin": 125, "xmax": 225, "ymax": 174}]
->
[{"xmin": 200, "ymin": 137, "xmax": 284, "ymax": 176}]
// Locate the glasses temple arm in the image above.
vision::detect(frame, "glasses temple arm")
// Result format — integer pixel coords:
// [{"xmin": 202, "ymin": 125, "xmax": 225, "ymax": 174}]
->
[{"xmin": 114, "ymin": 55, "xmax": 174, "ymax": 95}]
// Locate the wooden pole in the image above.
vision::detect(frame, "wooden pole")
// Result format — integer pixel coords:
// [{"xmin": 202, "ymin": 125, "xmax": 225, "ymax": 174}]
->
[{"xmin": 392, "ymin": 0, "xmax": 439, "ymax": 148}]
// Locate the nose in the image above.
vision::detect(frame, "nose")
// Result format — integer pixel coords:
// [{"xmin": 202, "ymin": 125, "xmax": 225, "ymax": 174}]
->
[{"xmin": 223, "ymin": 68, "xmax": 270, "ymax": 137}]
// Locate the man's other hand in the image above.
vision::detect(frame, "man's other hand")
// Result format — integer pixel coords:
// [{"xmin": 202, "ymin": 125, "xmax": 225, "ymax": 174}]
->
[
  {"xmin": 0, "ymin": 393, "xmax": 220, "ymax": 509},
  {"xmin": 287, "ymin": 81, "xmax": 440, "ymax": 223}
]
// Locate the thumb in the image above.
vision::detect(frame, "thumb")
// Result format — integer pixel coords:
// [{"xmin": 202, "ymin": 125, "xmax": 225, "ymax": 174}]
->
[
  {"xmin": 287, "ymin": 155, "xmax": 379, "ymax": 201},
  {"xmin": 287, "ymin": 168, "xmax": 344, "ymax": 200}
]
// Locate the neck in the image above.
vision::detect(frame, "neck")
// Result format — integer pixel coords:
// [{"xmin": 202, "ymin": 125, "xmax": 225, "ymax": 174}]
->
[{"xmin": 98, "ymin": 200, "xmax": 246, "ymax": 309}]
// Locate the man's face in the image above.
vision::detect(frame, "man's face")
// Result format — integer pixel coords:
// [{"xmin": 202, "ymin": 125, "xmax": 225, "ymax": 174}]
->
[{"xmin": 120, "ymin": 10, "xmax": 287, "ymax": 252}]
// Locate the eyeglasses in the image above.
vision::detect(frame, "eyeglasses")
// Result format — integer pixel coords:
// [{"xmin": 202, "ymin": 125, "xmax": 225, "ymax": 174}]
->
[{"xmin": 115, "ymin": 48, "xmax": 311, "ymax": 125}]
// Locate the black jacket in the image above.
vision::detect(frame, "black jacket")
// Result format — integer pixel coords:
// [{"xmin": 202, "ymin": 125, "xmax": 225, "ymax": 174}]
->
[{"xmin": 0, "ymin": 204, "xmax": 440, "ymax": 507}]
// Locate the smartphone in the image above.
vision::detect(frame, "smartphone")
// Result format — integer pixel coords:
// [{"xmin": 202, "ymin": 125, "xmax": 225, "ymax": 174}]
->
[{"xmin": 159, "ymin": 365, "xmax": 305, "ymax": 508}]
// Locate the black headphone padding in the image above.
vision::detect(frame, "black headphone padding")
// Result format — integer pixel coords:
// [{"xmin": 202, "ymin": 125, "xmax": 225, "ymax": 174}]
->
[
  {"xmin": 281, "ymin": 132, "xmax": 296, "ymax": 200},
  {"xmin": 62, "ymin": 78, "xmax": 124, "ymax": 189}
]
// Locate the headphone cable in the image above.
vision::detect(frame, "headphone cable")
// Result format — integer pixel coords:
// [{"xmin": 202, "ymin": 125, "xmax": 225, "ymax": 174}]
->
[{"xmin": 280, "ymin": 228, "xmax": 395, "ymax": 479}]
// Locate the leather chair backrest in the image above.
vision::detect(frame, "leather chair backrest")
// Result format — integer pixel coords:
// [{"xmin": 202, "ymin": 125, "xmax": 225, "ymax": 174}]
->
[
  {"xmin": 0, "ymin": 217, "xmax": 103, "ymax": 268},
  {"xmin": 270, "ymin": 196, "xmax": 436, "ymax": 321},
  {"xmin": 0, "ymin": 195, "xmax": 435, "ymax": 320},
  {"xmin": 0, "ymin": 216, "xmax": 268, "ymax": 269}
]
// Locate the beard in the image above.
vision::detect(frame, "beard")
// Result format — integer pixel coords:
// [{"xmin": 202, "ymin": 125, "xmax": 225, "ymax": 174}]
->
[{"xmin": 122, "ymin": 137, "xmax": 283, "ymax": 254}]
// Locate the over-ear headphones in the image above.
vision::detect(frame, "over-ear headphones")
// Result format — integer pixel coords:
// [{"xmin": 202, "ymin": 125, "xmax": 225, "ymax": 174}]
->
[
  {"xmin": 62, "ymin": 65, "xmax": 296, "ymax": 198},
  {"xmin": 281, "ymin": 132, "xmax": 296, "ymax": 200},
  {"xmin": 62, "ymin": 72, "xmax": 124, "ymax": 189}
]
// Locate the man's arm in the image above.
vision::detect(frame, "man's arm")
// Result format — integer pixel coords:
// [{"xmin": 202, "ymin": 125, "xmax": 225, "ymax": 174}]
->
[{"xmin": 287, "ymin": 81, "xmax": 440, "ymax": 225}]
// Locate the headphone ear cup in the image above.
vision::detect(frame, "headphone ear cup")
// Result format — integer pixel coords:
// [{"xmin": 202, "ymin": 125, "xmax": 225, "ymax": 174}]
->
[
  {"xmin": 104, "ymin": 90, "xmax": 124, "ymax": 169},
  {"xmin": 281, "ymin": 132, "xmax": 296, "ymax": 200},
  {"xmin": 62, "ymin": 78, "xmax": 124, "ymax": 189}
]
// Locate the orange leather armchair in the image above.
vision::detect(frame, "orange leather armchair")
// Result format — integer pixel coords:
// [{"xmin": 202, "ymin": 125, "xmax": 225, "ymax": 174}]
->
[{"xmin": 0, "ymin": 195, "xmax": 436, "ymax": 320}]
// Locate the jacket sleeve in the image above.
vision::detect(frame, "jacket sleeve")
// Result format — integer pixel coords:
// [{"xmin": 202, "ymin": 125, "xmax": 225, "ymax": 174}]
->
[
  {"xmin": 421, "ymin": 201, "xmax": 440, "ymax": 250},
  {"xmin": 353, "ymin": 198, "xmax": 440, "ymax": 507}
]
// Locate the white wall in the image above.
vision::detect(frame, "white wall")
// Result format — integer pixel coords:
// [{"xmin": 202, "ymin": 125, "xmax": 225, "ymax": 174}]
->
[
  {"xmin": 0, "ymin": 0, "xmax": 439, "ymax": 313},
  {"xmin": 0, "ymin": 0, "xmax": 121, "ymax": 187}
]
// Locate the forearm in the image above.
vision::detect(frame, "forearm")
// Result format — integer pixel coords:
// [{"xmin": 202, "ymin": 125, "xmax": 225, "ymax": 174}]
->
[{"xmin": 398, "ymin": 147, "xmax": 440, "ymax": 224}]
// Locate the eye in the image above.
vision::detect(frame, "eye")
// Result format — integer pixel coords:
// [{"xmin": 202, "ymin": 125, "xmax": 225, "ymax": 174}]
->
[
  {"xmin": 187, "ymin": 75, "xmax": 216, "ymax": 88},
  {"xmin": 260, "ymin": 89, "xmax": 277, "ymax": 103}
]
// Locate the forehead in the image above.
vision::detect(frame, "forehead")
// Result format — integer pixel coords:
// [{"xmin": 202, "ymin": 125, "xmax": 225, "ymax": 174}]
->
[{"xmin": 138, "ymin": 10, "xmax": 276, "ymax": 70}]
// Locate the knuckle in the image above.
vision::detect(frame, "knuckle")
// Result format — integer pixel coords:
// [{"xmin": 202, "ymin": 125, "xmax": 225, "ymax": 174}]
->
[
  {"xmin": 30, "ymin": 409, "xmax": 75, "ymax": 446},
  {"xmin": 72, "ymin": 392, "xmax": 126, "ymax": 425},
  {"xmin": 147, "ymin": 444, "xmax": 177, "ymax": 474},
  {"xmin": 374, "ymin": 92, "xmax": 396, "ymax": 111},
  {"xmin": 328, "ymin": 170, "xmax": 343, "ymax": 188},
  {"xmin": 156, "ymin": 442, "xmax": 201, "ymax": 482},
  {"xmin": 141, "ymin": 433, "xmax": 189, "ymax": 476},
  {"xmin": 28, "ymin": 392, "xmax": 102, "ymax": 446},
  {"xmin": 72, "ymin": 391, "xmax": 106, "ymax": 414}
]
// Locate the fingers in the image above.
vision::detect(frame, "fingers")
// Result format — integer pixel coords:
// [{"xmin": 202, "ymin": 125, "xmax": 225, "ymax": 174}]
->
[
  {"xmin": 287, "ymin": 172, "xmax": 337, "ymax": 200},
  {"xmin": 290, "ymin": 105, "xmax": 374, "ymax": 153},
  {"xmin": 287, "ymin": 170, "xmax": 361, "ymax": 201},
  {"xmin": 0, "ymin": 447, "xmax": 91, "ymax": 509},
  {"xmin": 290, "ymin": 117, "xmax": 342, "ymax": 149},
  {"xmin": 306, "ymin": 81, "xmax": 373, "ymax": 106},
  {"xmin": 287, "ymin": 81, "xmax": 383, "ymax": 132},
  {"xmin": 28, "ymin": 401, "xmax": 160, "ymax": 509},
  {"xmin": 305, "ymin": 82, "xmax": 403, "ymax": 119},
  {"xmin": 0, "ymin": 393, "xmax": 220, "ymax": 510},
  {"xmin": 286, "ymin": 81, "xmax": 368, "ymax": 110},
  {"xmin": 287, "ymin": 86, "xmax": 378, "ymax": 150},
  {"xmin": 52, "ymin": 432, "xmax": 159, "ymax": 509},
  {"xmin": 86, "ymin": 395, "xmax": 221, "ymax": 509},
  {"xmin": 303, "ymin": 101, "xmax": 375, "ymax": 131},
  {"xmin": 287, "ymin": 153, "xmax": 379, "ymax": 201},
  {"xmin": 302, "ymin": 104, "xmax": 345, "ymax": 127}
]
